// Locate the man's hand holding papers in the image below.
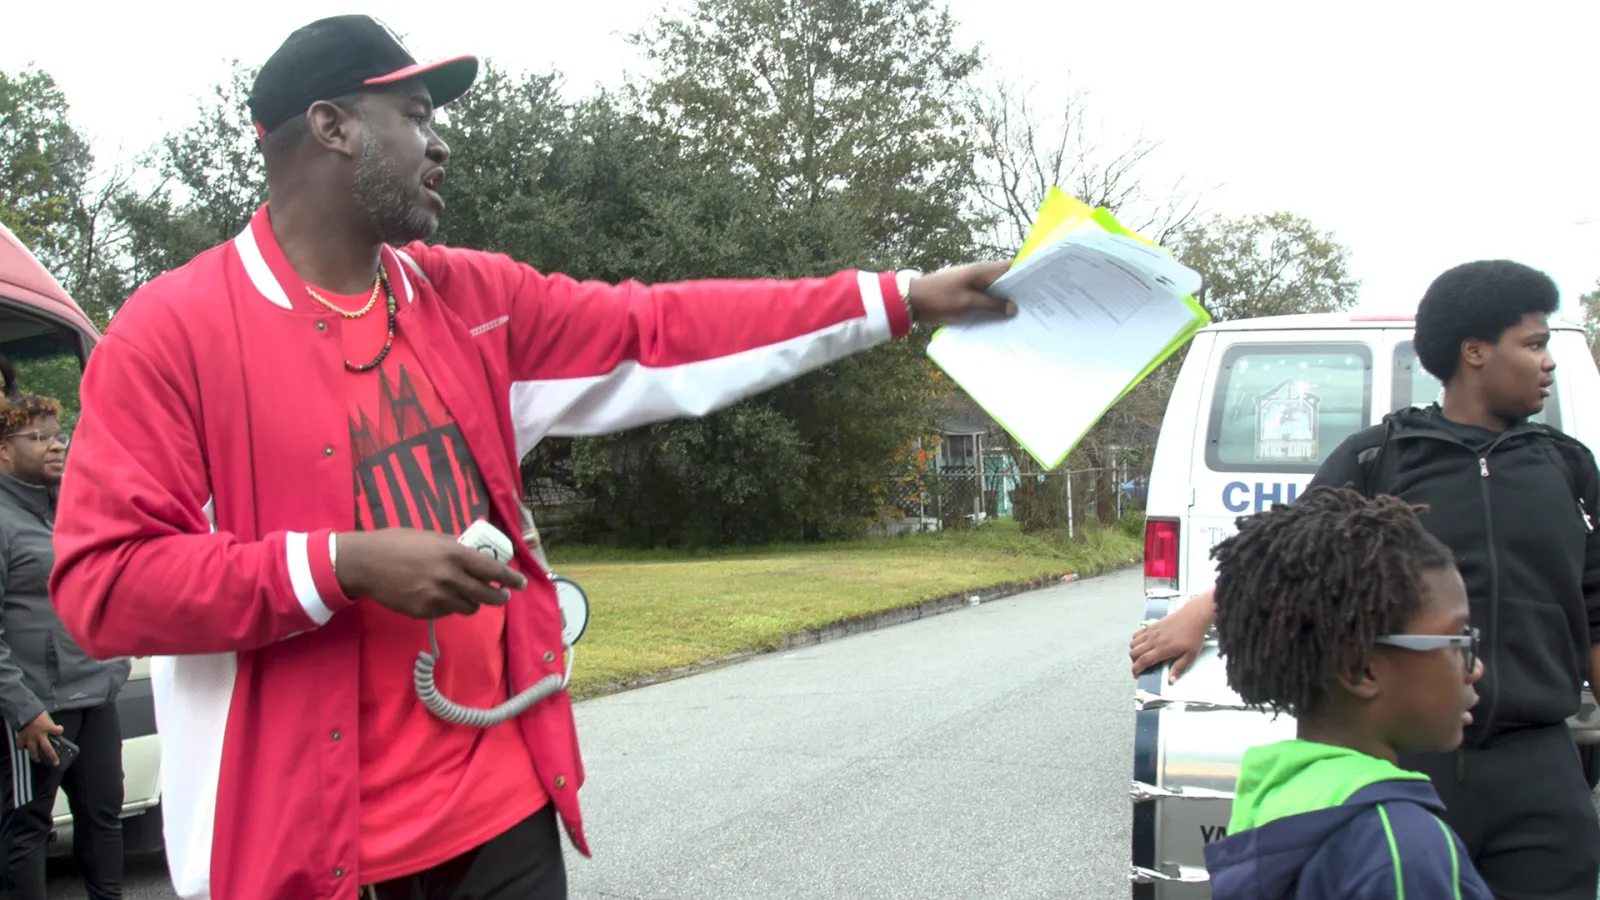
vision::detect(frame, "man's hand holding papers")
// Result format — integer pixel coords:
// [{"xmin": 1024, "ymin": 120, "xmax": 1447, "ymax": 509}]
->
[{"xmin": 925, "ymin": 197, "xmax": 1208, "ymax": 469}]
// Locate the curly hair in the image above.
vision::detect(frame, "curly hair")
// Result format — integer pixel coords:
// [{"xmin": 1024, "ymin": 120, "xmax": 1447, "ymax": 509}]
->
[
  {"xmin": 1414, "ymin": 259, "xmax": 1558, "ymax": 383},
  {"xmin": 1210, "ymin": 486, "xmax": 1455, "ymax": 719},
  {"xmin": 0, "ymin": 394, "xmax": 62, "ymax": 438}
]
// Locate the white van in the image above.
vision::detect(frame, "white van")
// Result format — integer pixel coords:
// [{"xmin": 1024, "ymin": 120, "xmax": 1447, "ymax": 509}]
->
[{"xmin": 1129, "ymin": 311, "xmax": 1600, "ymax": 898}]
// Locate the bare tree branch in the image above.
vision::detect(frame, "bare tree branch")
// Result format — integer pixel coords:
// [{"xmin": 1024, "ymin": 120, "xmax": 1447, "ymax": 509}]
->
[{"xmin": 968, "ymin": 72, "xmax": 1209, "ymax": 258}]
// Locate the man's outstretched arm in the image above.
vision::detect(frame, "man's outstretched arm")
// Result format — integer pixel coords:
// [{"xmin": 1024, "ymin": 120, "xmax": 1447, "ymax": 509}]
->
[{"xmin": 402, "ymin": 245, "xmax": 1009, "ymax": 454}]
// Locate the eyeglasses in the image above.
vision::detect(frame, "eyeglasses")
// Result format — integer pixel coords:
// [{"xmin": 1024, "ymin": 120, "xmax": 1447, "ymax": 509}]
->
[
  {"xmin": 5, "ymin": 430, "xmax": 69, "ymax": 448},
  {"xmin": 1374, "ymin": 626, "xmax": 1479, "ymax": 673}
]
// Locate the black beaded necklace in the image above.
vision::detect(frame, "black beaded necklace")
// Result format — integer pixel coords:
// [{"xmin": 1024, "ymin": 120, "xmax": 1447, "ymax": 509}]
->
[{"xmin": 344, "ymin": 266, "xmax": 398, "ymax": 373}]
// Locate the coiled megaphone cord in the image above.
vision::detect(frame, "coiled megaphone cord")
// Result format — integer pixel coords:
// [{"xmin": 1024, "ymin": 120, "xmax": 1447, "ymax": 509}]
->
[{"xmin": 414, "ymin": 620, "xmax": 572, "ymax": 727}]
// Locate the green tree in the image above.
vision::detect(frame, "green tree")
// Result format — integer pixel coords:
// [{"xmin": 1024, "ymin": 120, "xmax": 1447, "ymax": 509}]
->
[
  {"xmin": 0, "ymin": 65, "xmax": 129, "ymax": 419},
  {"xmin": 0, "ymin": 68, "xmax": 91, "ymax": 276},
  {"xmin": 0, "ymin": 66, "xmax": 133, "ymax": 326},
  {"xmin": 429, "ymin": 64, "xmax": 791, "ymax": 538},
  {"xmin": 16, "ymin": 355, "xmax": 83, "ymax": 425},
  {"xmin": 116, "ymin": 61, "xmax": 265, "ymax": 287},
  {"xmin": 1065, "ymin": 211, "xmax": 1359, "ymax": 450},
  {"xmin": 574, "ymin": 405, "xmax": 813, "ymax": 547},
  {"xmin": 631, "ymin": 0, "xmax": 983, "ymax": 272},
  {"xmin": 434, "ymin": 66, "xmax": 776, "ymax": 284},
  {"xmin": 1174, "ymin": 211, "xmax": 1360, "ymax": 321},
  {"xmin": 429, "ymin": 67, "xmax": 575, "ymax": 265},
  {"xmin": 1579, "ymin": 278, "xmax": 1600, "ymax": 362},
  {"xmin": 564, "ymin": 0, "xmax": 987, "ymax": 545}
]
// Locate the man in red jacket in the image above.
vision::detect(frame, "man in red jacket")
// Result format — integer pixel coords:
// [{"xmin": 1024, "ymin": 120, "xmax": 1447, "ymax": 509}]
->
[{"xmin": 47, "ymin": 14, "xmax": 1013, "ymax": 900}]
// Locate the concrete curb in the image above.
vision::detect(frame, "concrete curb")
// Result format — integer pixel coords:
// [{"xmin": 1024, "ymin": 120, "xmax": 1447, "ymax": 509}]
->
[{"xmin": 572, "ymin": 557, "xmax": 1142, "ymax": 701}]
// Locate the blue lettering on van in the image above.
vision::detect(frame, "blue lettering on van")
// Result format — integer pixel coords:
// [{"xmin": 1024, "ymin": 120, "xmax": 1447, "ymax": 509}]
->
[{"xmin": 1222, "ymin": 481, "xmax": 1303, "ymax": 513}]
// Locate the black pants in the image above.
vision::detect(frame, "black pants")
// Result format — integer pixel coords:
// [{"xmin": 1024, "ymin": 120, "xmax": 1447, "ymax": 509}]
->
[
  {"xmin": 1399, "ymin": 722, "xmax": 1600, "ymax": 900},
  {"xmin": 0, "ymin": 702, "xmax": 123, "ymax": 900},
  {"xmin": 367, "ymin": 804, "xmax": 567, "ymax": 900}
]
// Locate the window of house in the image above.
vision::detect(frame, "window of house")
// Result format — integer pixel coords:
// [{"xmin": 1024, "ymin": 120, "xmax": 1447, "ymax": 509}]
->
[{"xmin": 940, "ymin": 434, "xmax": 977, "ymax": 470}]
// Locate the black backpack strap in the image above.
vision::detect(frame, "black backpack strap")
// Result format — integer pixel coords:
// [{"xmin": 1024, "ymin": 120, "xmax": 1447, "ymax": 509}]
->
[
  {"xmin": 1354, "ymin": 418, "xmax": 1399, "ymax": 498},
  {"xmin": 1537, "ymin": 438, "xmax": 1577, "ymax": 497},
  {"xmin": 1535, "ymin": 425, "xmax": 1595, "ymax": 533}
]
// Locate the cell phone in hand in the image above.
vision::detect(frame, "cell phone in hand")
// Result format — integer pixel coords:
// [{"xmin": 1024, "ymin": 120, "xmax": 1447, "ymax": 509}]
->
[{"xmin": 47, "ymin": 734, "xmax": 79, "ymax": 769}]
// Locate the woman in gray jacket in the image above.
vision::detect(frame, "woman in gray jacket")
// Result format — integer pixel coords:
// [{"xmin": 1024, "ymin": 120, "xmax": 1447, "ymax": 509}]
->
[{"xmin": 0, "ymin": 392, "xmax": 127, "ymax": 900}]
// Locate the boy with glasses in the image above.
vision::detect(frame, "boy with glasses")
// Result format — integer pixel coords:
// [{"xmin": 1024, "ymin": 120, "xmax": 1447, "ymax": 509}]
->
[{"xmin": 1202, "ymin": 487, "xmax": 1490, "ymax": 899}]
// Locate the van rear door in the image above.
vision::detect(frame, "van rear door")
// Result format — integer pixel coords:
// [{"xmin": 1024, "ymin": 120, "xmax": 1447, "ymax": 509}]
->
[{"xmin": 1181, "ymin": 329, "xmax": 1384, "ymax": 590}]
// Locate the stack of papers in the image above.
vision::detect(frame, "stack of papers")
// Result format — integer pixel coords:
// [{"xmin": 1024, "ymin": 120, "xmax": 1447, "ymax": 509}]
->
[{"xmin": 926, "ymin": 189, "xmax": 1209, "ymax": 469}]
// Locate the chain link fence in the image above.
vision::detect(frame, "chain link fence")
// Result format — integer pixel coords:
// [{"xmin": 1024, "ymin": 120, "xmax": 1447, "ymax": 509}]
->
[{"xmin": 883, "ymin": 455, "xmax": 1151, "ymax": 537}]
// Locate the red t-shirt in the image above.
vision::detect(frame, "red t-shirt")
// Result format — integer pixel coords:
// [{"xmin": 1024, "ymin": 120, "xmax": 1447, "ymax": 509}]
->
[{"xmin": 313, "ymin": 281, "xmax": 547, "ymax": 883}]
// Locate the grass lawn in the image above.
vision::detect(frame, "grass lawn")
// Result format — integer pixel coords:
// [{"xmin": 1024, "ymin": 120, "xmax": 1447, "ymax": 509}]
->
[{"xmin": 547, "ymin": 519, "xmax": 1144, "ymax": 698}]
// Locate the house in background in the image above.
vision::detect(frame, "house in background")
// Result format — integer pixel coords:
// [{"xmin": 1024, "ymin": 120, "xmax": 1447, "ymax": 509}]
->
[
  {"xmin": 934, "ymin": 405, "xmax": 986, "ymax": 470},
  {"xmin": 929, "ymin": 399, "xmax": 1022, "ymax": 522}
]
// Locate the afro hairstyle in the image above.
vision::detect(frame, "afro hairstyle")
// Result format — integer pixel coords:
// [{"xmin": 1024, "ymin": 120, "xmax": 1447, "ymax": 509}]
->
[{"xmin": 1413, "ymin": 259, "xmax": 1559, "ymax": 383}]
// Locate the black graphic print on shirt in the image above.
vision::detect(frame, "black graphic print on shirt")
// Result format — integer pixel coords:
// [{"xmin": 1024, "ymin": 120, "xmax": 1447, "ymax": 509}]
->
[{"xmin": 349, "ymin": 363, "xmax": 490, "ymax": 536}]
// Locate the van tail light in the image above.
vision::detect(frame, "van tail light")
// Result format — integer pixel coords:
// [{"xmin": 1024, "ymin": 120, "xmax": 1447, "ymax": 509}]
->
[{"xmin": 1144, "ymin": 517, "xmax": 1180, "ymax": 590}]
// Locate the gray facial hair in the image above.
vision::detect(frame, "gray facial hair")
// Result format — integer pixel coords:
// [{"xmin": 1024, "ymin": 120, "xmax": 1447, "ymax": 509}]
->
[{"xmin": 352, "ymin": 130, "xmax": 438, "ymax": 246}]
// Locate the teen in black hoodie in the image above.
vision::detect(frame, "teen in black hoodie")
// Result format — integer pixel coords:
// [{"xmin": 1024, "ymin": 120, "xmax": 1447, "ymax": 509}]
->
[{"xmin": 1131, "ymin": 259, "xmax": 1600, "ymax": 899}]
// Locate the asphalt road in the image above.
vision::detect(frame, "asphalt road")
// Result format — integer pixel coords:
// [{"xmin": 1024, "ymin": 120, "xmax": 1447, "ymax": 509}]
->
[
  {"xmin": 564, "ymin": 568, "xmax": 1144, "ymax": 899},
  {"xmin": 45, "ymin": 847, "xmax": 172, "ymax": 899},
  {"xmin": 48, "ymin": 569, "xmax": 1147, "ymax": 898}
]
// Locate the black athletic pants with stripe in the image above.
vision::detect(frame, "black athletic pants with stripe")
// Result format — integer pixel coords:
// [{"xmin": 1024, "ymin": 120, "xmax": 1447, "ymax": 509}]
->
[{"xmin": 0, "ymin": 702, "xmax": 123, "ymax": 900}]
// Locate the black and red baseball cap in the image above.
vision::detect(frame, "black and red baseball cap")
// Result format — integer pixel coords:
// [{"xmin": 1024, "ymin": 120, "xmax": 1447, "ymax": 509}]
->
[{"xmin": 247, "ymin": 14, "xmax": 479, "ymax": 139}]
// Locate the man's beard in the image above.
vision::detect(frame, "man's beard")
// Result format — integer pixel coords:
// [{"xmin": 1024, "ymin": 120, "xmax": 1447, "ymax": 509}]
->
[
  {"xmin": 14, "ymin": 458, "xmax": 60, "ymax": 488},
  {"xmin": 352, "ymin": 132, "xmax": 438, "ymax": 245}
]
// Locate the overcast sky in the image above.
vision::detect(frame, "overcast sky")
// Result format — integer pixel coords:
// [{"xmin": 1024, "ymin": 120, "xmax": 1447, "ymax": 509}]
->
[{"xmin": 5, "ymin": 1, "xmax": 1596, "ymax": 320}]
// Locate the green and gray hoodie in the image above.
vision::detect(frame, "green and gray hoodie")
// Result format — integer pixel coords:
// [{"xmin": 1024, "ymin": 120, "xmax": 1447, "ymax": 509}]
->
[
  {"xmin": 0, "ymin": 472, "xmax": 127, "ymax": 732},
  {"xmin": 1202, "ymin": 740, "xmax": 1491, "ymax": 898}
]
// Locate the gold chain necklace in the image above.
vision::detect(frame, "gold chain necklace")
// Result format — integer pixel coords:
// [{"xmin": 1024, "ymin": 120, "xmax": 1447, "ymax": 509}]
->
[{"xmin": 305, "ymin": 272, "xmax": 382, "ymax": 318}]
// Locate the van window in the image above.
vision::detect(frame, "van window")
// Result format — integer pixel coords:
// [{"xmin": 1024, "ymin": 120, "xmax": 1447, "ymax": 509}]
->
[
  {"xmin": 1392, "ymin": 342, "xmax": 1560, "ymax": 431},
  {"xmin": 1, "ymin": 329, "xmax": 84, "ymax": 427},
  {"xmin": 1206, "ymin": 342, "xmax": 1373, "ymax": 474}
]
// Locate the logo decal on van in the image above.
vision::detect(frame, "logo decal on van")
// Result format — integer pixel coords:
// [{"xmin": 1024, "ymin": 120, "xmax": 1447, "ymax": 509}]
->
[
  {"xmin": 1223, "ymin": 481, "xmax": 1304, "ymax": 513},
  {"xmin": 1255, "ymin": 379, "xmax": 1320, "ymax": 461}
]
